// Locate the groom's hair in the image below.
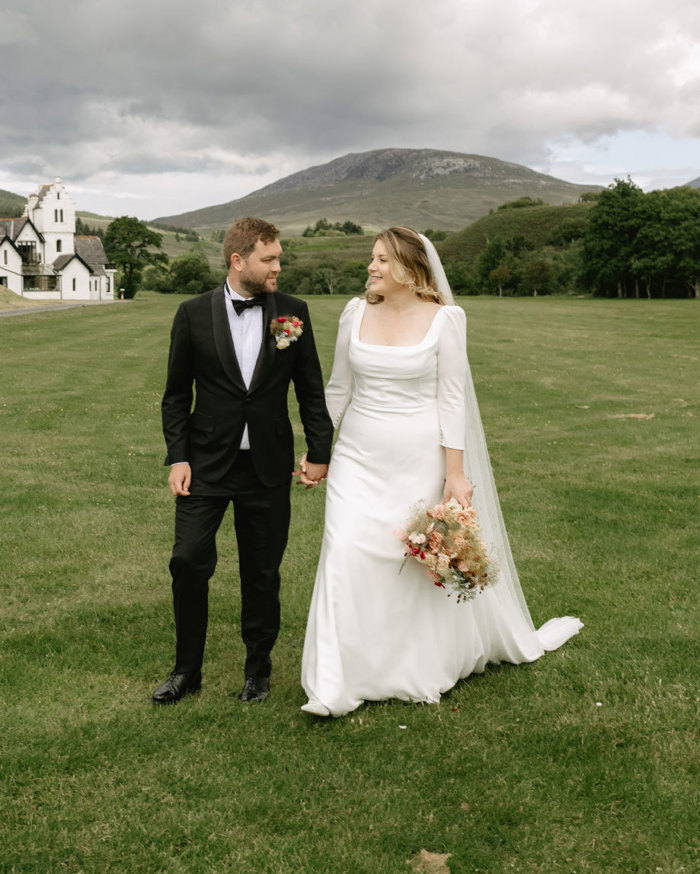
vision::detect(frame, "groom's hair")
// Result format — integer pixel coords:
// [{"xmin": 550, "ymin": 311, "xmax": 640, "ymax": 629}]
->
[{"xmin": 224, "ymin": 217, "xmax": 280, "ymax": 266}]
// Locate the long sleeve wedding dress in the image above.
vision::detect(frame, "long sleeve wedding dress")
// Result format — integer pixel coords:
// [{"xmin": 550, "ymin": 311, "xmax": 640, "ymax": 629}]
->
[{"xmin": 301, "ymin": 297, "xmax": 582, "ymax": 717}]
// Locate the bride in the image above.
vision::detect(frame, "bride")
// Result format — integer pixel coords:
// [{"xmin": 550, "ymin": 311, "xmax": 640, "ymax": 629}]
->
[{"xmin": 300, "ymin": 227, "xmax": 582, "ymax": 717}]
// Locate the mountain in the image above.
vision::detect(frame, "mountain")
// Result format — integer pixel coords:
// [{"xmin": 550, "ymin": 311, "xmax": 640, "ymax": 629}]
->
[
  {"xmin": 687, "ymin": 177, "xmax": 700, "ymax": 188},
  {"xmin": 152, "ymin": 148, "xmax": 601, "ymax": 234}
]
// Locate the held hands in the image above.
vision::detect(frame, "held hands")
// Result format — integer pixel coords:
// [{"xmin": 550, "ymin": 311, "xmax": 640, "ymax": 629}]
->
[
  {"xmin": 443, "ymin": 473, "xmax": 474, "ymax": 508},
  {"xmin": 168, "ymin": 462, "xmax": 192, "ymax": 496},
  {"xmin": 293, "ymin": 453, "xmax": 328, "ymax": 489}
]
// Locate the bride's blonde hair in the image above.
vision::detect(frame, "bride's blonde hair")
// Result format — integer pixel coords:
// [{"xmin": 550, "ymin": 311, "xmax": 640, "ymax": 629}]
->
[{"xmin": 366, "ymin": 226, "xmax": 444, "ymax": 305}]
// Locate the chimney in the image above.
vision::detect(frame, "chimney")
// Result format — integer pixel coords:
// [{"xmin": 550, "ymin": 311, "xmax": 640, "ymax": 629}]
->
[{"xmin": 25, "ymin": 193, "xmax": 38, "ymax": 217}]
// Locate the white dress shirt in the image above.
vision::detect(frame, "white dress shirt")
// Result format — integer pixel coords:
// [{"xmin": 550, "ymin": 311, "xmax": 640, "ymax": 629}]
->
[{"xmin": 225, "ymin": 281, "xmax": 264, "ymax": 450}]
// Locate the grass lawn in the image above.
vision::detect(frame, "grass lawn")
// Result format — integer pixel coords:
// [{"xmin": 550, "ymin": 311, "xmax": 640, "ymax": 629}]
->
[{"xmin": 1, "ymin": 294, "xmax": 697, "ymax": 873}]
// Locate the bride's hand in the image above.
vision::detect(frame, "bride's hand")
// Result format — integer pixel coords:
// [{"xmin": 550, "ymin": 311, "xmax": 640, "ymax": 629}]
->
[
  {"xmin": 443, "ymin": 474, "xmax": 474, "ymax": 508},
  {"xmin": 293, "ymin": 453, "xmax": 328, "ymax": 489}
]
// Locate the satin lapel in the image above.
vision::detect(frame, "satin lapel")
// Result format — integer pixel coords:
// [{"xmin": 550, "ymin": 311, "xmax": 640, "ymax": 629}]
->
[
  {"xmin": 211, "ymin": 285, "xmax": 246, "ymax": 392},
  {"xmin": 248, "ymin": 292, "xmax": 278, "ymax": 394}
]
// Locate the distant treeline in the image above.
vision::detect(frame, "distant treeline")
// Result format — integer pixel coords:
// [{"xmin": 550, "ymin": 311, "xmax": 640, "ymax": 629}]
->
[
  {"xmin": 75, "ymin": 216, "xmax": 104, "ymax": 238},
  {"xmin": 438, "ymin": 182, "xmax": 700, "ymax": 298},
  {"xmin": 127, "ymin": 185, "xmax": 700, "ymax": 299}
]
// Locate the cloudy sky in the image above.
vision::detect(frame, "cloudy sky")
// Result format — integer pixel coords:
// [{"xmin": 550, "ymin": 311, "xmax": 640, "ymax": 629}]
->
[{"xmin": 1, "ymin": 0, "xmax": 699, "ymax": 219}]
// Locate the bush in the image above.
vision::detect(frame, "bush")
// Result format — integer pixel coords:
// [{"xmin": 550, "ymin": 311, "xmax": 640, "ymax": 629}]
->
[
  {"xmin": 302, "ymin": 218, "xmax": 363, "ymax": 237},
  {"xmin": 147, "ymin": 248, "xmax": 225, "ymax": 295}
]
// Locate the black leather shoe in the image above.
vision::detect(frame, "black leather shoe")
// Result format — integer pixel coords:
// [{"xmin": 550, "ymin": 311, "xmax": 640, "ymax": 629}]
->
[
  {"xmin": 151, "ymin": 670, "xmax": 202, "ymax": 705},
  {"xmin": 238, "ymin": 676, "xmax": 270, "ymax": 702}
]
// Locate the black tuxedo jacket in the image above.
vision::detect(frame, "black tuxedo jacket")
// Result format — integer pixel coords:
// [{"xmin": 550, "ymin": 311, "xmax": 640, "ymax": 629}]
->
[{"xmin": 162, "ymin": 285, "xmax": 333, "ymax": 488}]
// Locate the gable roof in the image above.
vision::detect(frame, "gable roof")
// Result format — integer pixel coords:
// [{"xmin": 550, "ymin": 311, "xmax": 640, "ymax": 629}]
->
[
  {"xmin": 75, "ymin": 236, "xmax": 112, "ymax": 276},
  {"xmin": 0, "ymin": 217, "xmax": 28, "ymax": 240},
  {"xmin": 53, "ymin": 254, "xmax": 76, "ymax": 270},
  {"xmin": 0, "ymin": 233, "xmax": 21, "ymax": 255},
  {"xmin": 52, "ymin": 252, "xmax": 92, "ymax": 273},
  {"xmin": 0, "ymin": 216, "xmax": 44, "ymax": 243},
  {"xmin": 36, "ymin": 185, "xmax": 52, "ymax": 205}
]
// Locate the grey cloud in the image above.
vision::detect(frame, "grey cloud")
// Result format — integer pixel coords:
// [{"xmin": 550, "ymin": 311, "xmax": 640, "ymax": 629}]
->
[
  {"xmin": 4, "ymin": 156, "xmax": 50, "ymax": 177},
  {"xmin": 1, "ymin": 0, "xmax": 699, "ymax": 201},
  {"xmin": 105, "ymin": 152, "xmax": 272, "ymax": 177}
]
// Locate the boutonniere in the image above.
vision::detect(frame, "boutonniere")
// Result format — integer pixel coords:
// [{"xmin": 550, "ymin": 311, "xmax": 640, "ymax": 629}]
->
[{"xmin": 270, "ymin": 315, "xmax": 303, "ymax": 349}]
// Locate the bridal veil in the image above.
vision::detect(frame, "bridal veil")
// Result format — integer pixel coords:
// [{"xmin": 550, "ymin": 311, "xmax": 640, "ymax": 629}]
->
[{"xmin": 418, "ymin": 234, "xmax": 582, "ymax": 649}]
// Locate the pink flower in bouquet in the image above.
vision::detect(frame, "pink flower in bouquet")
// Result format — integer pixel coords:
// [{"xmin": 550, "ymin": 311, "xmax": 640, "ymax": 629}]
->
[
  {"xmin": 457, "ymin": 507, "xmax": 475, "ymax": 526},
  {"xmin": 428, "ymin": 531, "xmax": 443, "ymax": 551},
  {"xmin": 428, "ymin": 504, "xmax": 446, "ymax": 521}
]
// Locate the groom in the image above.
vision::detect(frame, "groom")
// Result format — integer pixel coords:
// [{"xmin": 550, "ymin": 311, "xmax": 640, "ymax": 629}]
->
[{"xmin": 152, "ymin": 217, "xmax": 333, "ymax": 704}]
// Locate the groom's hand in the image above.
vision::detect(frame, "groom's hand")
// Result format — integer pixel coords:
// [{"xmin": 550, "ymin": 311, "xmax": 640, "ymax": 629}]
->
[{"xmin": 169, "ymin": 462, "xmax": 192, "ymax": 496}]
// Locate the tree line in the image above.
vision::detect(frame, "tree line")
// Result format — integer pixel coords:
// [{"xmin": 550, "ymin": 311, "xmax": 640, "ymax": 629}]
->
[
  {"xmin": 75, "ymin": 216, "xmax": 105, "ymax": 238},
  {"xmin": 440, "ymin": 182, "xmax": 699, "ymax": 298},
  {"xmin": 103, "ymin": 185, "xmax": 700, "ymax": 299}
]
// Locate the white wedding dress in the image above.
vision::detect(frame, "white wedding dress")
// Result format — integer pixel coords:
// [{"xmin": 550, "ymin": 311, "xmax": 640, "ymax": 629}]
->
[{"xmin": 301, "ymin": 297, "xmax": 582, "ymax": 717}]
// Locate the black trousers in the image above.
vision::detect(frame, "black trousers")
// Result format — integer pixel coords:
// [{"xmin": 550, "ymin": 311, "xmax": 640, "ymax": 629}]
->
[{"xmin": 169, "ymin": 451, "xmax": 291, "ymax": 679}]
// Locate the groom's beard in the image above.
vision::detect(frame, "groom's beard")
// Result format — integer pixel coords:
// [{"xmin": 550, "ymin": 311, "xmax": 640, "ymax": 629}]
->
[{"xmin": 240, "ymin": 275, "xmax": 277, "ymax": 296}]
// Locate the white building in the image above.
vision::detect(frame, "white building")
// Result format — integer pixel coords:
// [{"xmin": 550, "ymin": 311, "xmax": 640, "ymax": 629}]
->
[{"xmin": 0, "ymin": 177, "xmax": 115, "ymax": 301}]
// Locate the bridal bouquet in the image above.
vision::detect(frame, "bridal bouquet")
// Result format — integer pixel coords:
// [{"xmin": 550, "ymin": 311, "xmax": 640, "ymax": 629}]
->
[{"xmin": 397, "ymin": 498, "xmax": 494, "ymax": 602}]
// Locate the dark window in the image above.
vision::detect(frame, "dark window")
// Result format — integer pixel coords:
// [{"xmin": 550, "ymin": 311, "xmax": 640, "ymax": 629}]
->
[
  {"xmin": 24, "ymin": 275, "xmax": 57, "ymax": 291},
  {"xmin": 17, "ymin": 242, "xmax": 39, "ymax": 264}
]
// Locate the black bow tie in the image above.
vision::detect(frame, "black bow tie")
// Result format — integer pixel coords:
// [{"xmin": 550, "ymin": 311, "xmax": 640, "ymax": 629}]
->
[{"xmin": 231, "ymin": 296, "xmax": 265, "ymax": 316}]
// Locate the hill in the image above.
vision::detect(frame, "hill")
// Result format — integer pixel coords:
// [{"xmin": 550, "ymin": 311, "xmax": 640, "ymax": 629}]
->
[
  {"xmin": 0, "ymin": 287, "xmax": 49, "ymax": 310},
  {"xmin": 687, "ymin": 177, "xmax": 700, "ymax": 188},
  {"xmin": 438, "ymin": 201, "xmax": 594, "ymax": 263},
  {"xmin": 0, "ymin": 189, "xmax": 27, "ymax": 218},
  {"xmin": 433, "ymin": 199, "xmax": 597, "ymax": 296},
  {"xmin": 152, "ymin": 148, "xmax": 601, "ymax": 234}
]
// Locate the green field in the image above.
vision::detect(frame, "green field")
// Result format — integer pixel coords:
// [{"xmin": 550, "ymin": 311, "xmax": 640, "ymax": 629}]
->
[{"xmin": 1, "ymin": 296, "xmax": 697, "ymax": 873}]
